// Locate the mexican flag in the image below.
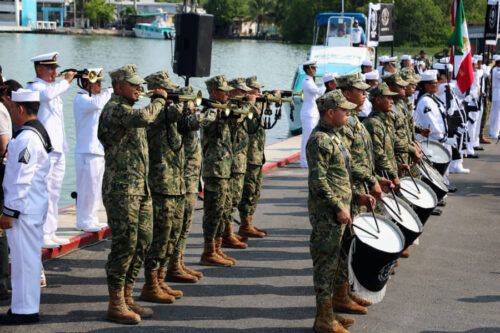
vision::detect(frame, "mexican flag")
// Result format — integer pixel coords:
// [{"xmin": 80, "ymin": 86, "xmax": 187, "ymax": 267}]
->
[{"xmin": 449, "ymin": 0, "xmax": 474, "ymax": 93}]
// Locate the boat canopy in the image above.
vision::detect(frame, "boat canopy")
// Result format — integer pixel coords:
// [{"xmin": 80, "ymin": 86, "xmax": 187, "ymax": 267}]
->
[{"xmin": 315, "ymin": 12, "xmax": 367, "ymax": 26}]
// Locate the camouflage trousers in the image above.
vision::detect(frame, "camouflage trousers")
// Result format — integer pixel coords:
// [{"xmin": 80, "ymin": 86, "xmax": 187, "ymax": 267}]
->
[
  {"xmin": 202, "ymin": 177, "xmax": 231, "ymax": 241},
  {"xmin": 309, "ymin": 208, "xmax": 346, "ymax": 302},
  {"xmin": 238, "ymin": 164, "xmax": 263, "ymax": 218},
  {"xmin": 144, "ymin": 194, "xmax": 185, "ymax": 271},
  {"xmin": 480, "ymin": 99, "xmax": 490, "ymax": 136},
  {"xmin": 171, "ymin": 192, "xmax": 198, "ymax": 262},
  {"xmin": 218, "ymin": 173, "xmax": 245, "ymax": 236},
  {"xmin": 104, "ymin": 194, "xmax": 153, "ymax": 290},
  {"xmin": 0, "ymin": 231, "xmax": 8, "ymax": 290}
]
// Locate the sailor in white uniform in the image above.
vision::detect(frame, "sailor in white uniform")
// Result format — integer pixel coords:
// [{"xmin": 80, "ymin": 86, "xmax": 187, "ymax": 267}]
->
[
  {"xmin": 350, "ymin": 19, "xmax": 366, "ymax": 46},
  {"xmin": 400, "ymin": 54, "xmax": 413, "ymax": 69},
  {"xmin": 323, "ymin": 72, "xmax": 338, "ymax": 93},
  {"xmin": 489, "ymin": 55, "xmax": 500, "ymax": 140},
  {"xmin": 0, "ymin": 89, "xmax": 52, "ymax": 325},
  {"xmin": 300, "ymin": 60, "xmax": 325, "ymax": 168},
  {"xmin": 379, "ymin": 56, "xmax": 398, "ymax": 76},
  {"xmin": 73, "ymin": 69, "xmax": 112, "ymax": 232},
  {"xmin": 359, "ymin": 71, "xmax": 379, "ymax": 120},
  {"xmin": 26, "ymin": 52, "xmax": 76, "ymax": 248}
]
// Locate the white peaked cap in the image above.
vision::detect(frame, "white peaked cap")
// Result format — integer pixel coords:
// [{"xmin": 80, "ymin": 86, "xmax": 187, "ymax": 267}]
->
[
  {"xmin": 432, "ymin": 63, "xmax": 453, "ymax": 72},
  {"xmin": 303, "ymin": 60, "xmax": 317, "ymax": 66},
  {"xmin": 364, "ymin": 70, "xmax": 380, "ymax": 80},
  {"xmin": 381, "ymin": 56, "xmax": 398, "ymax": 63},
  {"xmin": 362, "ymin": 59, "xmax": 373, "ymax": 66},
  {"xmin": 12, "ymin": 89, "xmax": 40, "ymax": 102},
  {"xmin": 30, "ymin": 51, "xmax": 59, "ymax": 65},
  {"xmin": 323, "ymin": 72, "xmax": 338, "ymax": 83},
  {"xmin": 420, "ymin": 70, "xmax": 438, "ymax": 82}
]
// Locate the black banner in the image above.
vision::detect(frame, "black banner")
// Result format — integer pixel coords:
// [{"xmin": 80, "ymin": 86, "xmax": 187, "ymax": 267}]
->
[
  {"xmin": 367, "ymin": 3, "xmax": 380, "ymax": 46},
  {"xmin": 484, "ymin": 1, "xmax": 499, "ymax": 45},
  {"xmin": 379, "ymin": 3, "xmax": 394, "ymax": 42}
]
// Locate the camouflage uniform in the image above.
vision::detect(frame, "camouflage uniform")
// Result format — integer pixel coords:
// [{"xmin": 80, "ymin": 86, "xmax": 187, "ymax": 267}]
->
[
  {"xmin": 363, "ymin": 83, "xmax": 399, "ymax": 180},
  {"xmin": 307, "ymin": 91, "xmax": 357, "ymax": 303},
  {"xmin": 97, "ymin": 65, "xmax": 166, "ymax": 290},
  {"xmin": 201, "ymin": 76, "xmax": 233, "ymax": 242},
  {"xmin": 142, "ymin": 71, "xmax": 186, "ymax": 272}
]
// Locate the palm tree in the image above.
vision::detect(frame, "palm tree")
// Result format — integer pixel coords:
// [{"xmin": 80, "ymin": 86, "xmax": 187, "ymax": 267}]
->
[{"xmin": 248, "ymin": 0, "xmax": 275, "ymax": 36}]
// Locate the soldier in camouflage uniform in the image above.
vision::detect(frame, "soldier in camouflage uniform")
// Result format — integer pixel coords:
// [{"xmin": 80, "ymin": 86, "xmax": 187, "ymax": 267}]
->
[
  {"xmin": 364, "ymin": 83, "xmax": 402, "ymax": 188},
  {"xmin": 220, "ymin": 78, "xmax": 253, "ymax": 250},
  {"xmin": 199, "ymin": 75, "xmax": 236, "ymax": 267},
  {"xmin": 237, "ymin": 76, "xmax": 268, "ymax": 238},
  {"xmin": 140, "ymin": 71, "xmax": 186, "ymax": 303},
  {"xmin": 308, "ymin": 90, "xmax": 373, "ymax": 333},
  {"xmin": 98, "ymin": 64, "xmax": 168, "ymax": 324}
]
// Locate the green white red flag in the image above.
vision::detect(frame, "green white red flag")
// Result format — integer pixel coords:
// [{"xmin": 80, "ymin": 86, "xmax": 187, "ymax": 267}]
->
[{"xmin": 449, "ymin": 0, "xmax": 474, "ymax": 93}]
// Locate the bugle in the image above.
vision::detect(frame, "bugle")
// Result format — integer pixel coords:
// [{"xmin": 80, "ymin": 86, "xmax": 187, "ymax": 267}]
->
[
  {"xmin": 141, "ymin": 90, "xmax": 203, "ymax": 106},
  {"xmin": 262, "ymin": 90, "xmax": 303, "ymax": 100},
  {"xmin": 58, "ymin": 68, "xmax": 102, "ymax": 83}
]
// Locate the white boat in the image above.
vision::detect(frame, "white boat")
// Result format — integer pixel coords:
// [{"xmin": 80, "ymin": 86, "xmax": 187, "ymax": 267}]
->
[
  {"xmin": 285, "ymin": 12, "xmax": 374, "ymax": 135},
  {"xmin": 133, "ymin": 12, "xmax": 175, "ymax": 40}
]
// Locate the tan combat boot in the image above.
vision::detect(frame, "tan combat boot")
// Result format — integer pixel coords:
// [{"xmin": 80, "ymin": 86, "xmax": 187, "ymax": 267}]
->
[
  {"xmin": 140, "ymin": 270, "xmax": 175, "ymax": 303},
  {"xmin": 157, "ymin": 268, "xmax": 184, "ymax": 299},
  {"xmin": 199, "ymin": 240, "xmax": 233, "ymax": 267},
  {"xmin": 107, "ymin": 286, "xmax": 141, "ymax": 325},
  {"xmin": 480, "ymin": 135, "xmax": 492, "ymax": 144},
  {"xmin": 335, "ymin": 314, "xmax": 354, "ymax": 328},
  {"xmin": 348, "ymin": 291, "xmax": 372, "ymax": 307},
  {"xmin": 215, "ymin": 237, "xmax": 237, "ymax": 265},
  {"xmin": 124, "ymin": 283, "xmax": 153, "ymax": 318},
  {"xmin": 238, "ymin": 215, "xmax": 266, "ymax": 238},
  {"xmin": 401, "ymin": 247, "xmax": 411, "ymax": 258},
  {"xmin": 332, "ymin": 283, "xmax": 368, "ymax": 315},
  {"xmin": 166, "ymin": 257, "xmax": 198, "ymax": 283},
  {"xmin": 180, "ymin": 254, "xmax": 204, "ymax": 279},
  {"xmin": 313, "ymin": 299, "xmax": 350, "ymax": 333},
  {"xmin": 222, "ymin": 224, "xmax": 248, "ymax": 249}
]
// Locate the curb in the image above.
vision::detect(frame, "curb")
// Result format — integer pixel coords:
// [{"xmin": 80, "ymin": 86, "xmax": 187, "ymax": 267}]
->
[{"xmin": 45, "ymin": 149, "xmax": 300, "ymax": 262}]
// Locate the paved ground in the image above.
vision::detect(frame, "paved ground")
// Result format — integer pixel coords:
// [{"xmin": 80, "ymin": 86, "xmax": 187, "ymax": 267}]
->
[{"xmin": 1, "ymin": 143, "xmax": 500, "ymax": 333}]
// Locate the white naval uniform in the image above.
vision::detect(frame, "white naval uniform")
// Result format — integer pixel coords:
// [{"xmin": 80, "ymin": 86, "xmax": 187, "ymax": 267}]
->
[
  {"xmin": 27, "ymin": 78, "xmax": 70, "ymax": 238},
  {"xmin": 414, "ymin": 93, "xmax": 448, "ymax": 143},
  {"xmin": 2, "ymin": 122, "xmax": 51, "ymax": 314},
  {"xmin": 73, "ymin": 88, "xmax": 112, "ymax": 229},
  {"xmin": 359, "ymin": 98, "xmax": 372, "ymax": 119},
  {"xmin": 466, "ymin": 69, "xmax": 482, "ymax": 154},
  {"xmin": 300, "ymin": 75, "xmax": 326, "ymax": 168},
  {"xmin": 489, "ymin": 66, "xmax": 500, "ymax": 138}
]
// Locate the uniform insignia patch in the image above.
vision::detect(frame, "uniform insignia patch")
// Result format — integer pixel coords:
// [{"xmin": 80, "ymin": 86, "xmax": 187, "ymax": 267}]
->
[
  {"xmin": 423, "ymin": 107, "xmax": 432, "ymax": 114},
  {"xmin": 18, "ymin": 147, "xmax": 30, "ymax": 164}
]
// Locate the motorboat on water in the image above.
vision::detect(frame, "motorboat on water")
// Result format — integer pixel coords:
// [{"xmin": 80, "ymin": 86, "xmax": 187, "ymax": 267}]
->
[
  {"xmin": 284, "ymin": 12, "xmax": 374, "ymax": 135},
  {"xmin": 133, "ymin": 11, "xmax": 175, "ymax": 40}
]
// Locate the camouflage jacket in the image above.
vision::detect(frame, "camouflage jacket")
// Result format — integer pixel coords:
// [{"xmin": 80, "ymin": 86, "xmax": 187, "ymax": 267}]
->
[
  {"xmin": 391, "ymin": 98, "xmax": 415, "ymax": 158},
  {"xmin": 98, "ymin": 94, "xmax": 166, "ymax": 196},
  {"xmin": 363, "ymin": 109, "xmax": 399, "ymax": 180},
  {"xmin": 147, "ymin": 102, "xmax": 185, "ymax": 195},
  {"xmin": 246, "ymin": 103, "xmax": 266, "ymax": 166},
  {"xmin": 183, "ymin": 113, "xmax": 202, "ymax": 194},
  {"xmin": 200, "ymin": 109, "xmax": 233, "ymax": 179},
  {"xmin": 229, "ymin": 105, "xmax": 250, "ymax": 174},
  {"xmin": 306, "ymin": 121, "xmax": 352, "ymax": 214}
]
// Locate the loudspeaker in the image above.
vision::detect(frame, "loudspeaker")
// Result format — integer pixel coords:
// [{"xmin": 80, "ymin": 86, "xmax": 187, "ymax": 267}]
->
[{"xmin": 173, "ymin": 13, "xmax": 214, "ymax": 78}]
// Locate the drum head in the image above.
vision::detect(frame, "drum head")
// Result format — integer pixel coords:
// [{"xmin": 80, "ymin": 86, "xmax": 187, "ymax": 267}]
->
[
  {"xmin": 420, "ymin": 141, "xmax": 451, "ymax": 164},
  {"xmin": 399, "ymin": 178, "xmax": 438, "ymax": 209},
  {"xmin": 352, "ymin": 213, "xmax": 405, "ymax": 253},
  {"xmin": 418, "ymin": 161, "xmax": 448, "ymax": 193},
  {"xmin": 381, "ymin": 196, "xmax": 423, "ymax": 234}
]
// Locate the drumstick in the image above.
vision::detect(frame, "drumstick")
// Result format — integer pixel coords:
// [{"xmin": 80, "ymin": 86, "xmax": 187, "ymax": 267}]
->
[
  {"xmin": 383, "ymin": 170, "xmax": 401, "ymax": 214},
  {"xmin": 381, "ymin": 198, "xmax": 403, "ymax": 222},
  {"xmin": 353, "ymin": 224, "xmax": 379, "ymax": 239},
  {"xmin": 363, "ymin": 182, "xmax": 380, "ymax": 233},
  {"xmin": 398, "ymin": 156, "xmax": 421, "ymax": 194},
  {"xmin": 400, "ymin": 186, "xmax": 420, "ymax": 199},
  {"xmin": 426, "ymin": 124, "xmax": 430, "ymax": 148}
]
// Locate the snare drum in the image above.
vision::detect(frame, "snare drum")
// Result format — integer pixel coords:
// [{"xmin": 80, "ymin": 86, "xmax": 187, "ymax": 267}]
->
[
  {"xmin": 399, "ymin": 177, "xmax": 438, "ymax": 225},
  {"xmin": 419, "ymin": 140, "xmax": 451, "ymax": 175},
  {"xmin": 417, "ymin": 159, "xmax": 448, "ymax": 201},
  {"xmin": 381, "ymin": 195, "xmax": 424, "ymax": 249},
  {"xmin": 349, "ymin": 213, "xmax": 405, "ymax": 304}
]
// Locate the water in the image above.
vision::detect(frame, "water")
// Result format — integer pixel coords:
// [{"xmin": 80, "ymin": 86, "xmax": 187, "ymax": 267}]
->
[{"xmin": 0, "ymin": 33, "xmax": 310, "ymax": 206}]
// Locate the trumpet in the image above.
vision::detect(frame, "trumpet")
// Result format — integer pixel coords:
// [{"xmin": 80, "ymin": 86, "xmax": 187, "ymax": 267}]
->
[
  {"xmin": 141, "ymin": 90, "xmax": 203, "ymax": 107},
  {"xmin": 200, "ymin": 98, "xmax": 231, "ymax": 116},
  {"xmin": 58, "ymin": 68, "xmax": 102, "ymax": 83},
  {"xmin": 262, "ymin": 90, "xmax": 303, "ymax": 100},
  {"xmin": 229, "ymin": 107, "xmax": 254, "ymax": 120}
]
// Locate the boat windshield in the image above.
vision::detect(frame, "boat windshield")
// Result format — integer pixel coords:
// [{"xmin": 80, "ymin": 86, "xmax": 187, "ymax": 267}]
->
[{"xmin": 325, "ymin": 16, "xmax": 353, "ymax": 47}]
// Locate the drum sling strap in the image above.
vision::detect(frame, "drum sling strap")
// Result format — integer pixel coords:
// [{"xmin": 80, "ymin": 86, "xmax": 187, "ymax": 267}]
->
[{"xmin": 14, "ymin": 120, "xmax": 54, "ymax": 154}]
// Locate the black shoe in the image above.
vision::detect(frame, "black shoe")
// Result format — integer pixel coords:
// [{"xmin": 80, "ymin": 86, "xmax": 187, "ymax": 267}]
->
[
  {"xmin": 465, "ymin": 154, "xmax": 479, "ymax": 159},
  {"xmin": 447, "ymin": 186, "xmax": 458, "ymax": 193},
  {"xmin": 437, "ymin": 199, "xmax": 446, "ymax": 207},
  {"xmin": 0, "ymin": 309, "xmax": 40, "ymax": 325},
  {"xmin": 0, "ymin": 288, "xmax": 9, "ymax": 301},
  {"xmin": 474, "ymin": 146, "xmax": 484, "ymax": 151},
  {"xmin": 431, "ymin": 208, "xmax": 442, "ymax": 216}
]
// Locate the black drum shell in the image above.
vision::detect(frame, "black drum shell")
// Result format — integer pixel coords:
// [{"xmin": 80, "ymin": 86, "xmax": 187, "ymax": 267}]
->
[
  {"xmin": 398, "ymin": 178, "xmax": 437, "ymax": 226},
  {"xmin": 430, "ymin": 161, "xmax": 449, "ymax": 176},
  {"xmin": 418, "ymin": 161, "xmax": 448, "ymax": 201},
  {"xmin": 381, "ymin": 197, "xmax": 424, "ymax": 249}
]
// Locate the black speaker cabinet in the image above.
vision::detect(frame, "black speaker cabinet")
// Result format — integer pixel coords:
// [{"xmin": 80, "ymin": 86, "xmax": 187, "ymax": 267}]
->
[{"xmin": 173, "ymin": 13, "xmax": 214, "ymax": 77}]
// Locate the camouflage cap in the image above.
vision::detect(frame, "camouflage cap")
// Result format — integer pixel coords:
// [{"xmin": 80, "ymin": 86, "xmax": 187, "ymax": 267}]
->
[
  {"xmin": 382, "ymin": 73, "xmax": 409, "ymax": 87},
  {"xmin": 316, "ymin": 89, "xmax": 357, "ymax": 113},
  {"xmin": 369, "ymin": 83, "xmax": 399, "ymax": 100},
  {"xmin": 205, "ymin": 75, "xmax": 233, "ymax": 92},
  {"xmin": 229, "ymin": 78, "xmax": 252, "ymax": 92},
  {"xmin": 109, "ymin": 64, "xmax": 145, "ymax": 85},
  {"xmin": 246, "ymin": 76, "xmax": 262, "ymax": 89},
  {"xmin": 336, "ymin": 73, "xmax": 370, "ymax": 90},
  {"xmin": 176, "ymin": 85, "xmax": 194, "ymax": 95},
  {"xmin": 144, "ymin": 70, "xmax": 179, "ymax": 91},
  {"xmin": 400, "ymin": 68, "xmax": 421, "ymax": 84}
]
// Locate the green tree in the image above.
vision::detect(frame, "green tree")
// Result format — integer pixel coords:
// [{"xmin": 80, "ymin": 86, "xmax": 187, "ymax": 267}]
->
[
  {"xmin": 85, "ymin": 0, "xmax": 115, "ymax": 28},
  {"xmin": 120, "ymin": 5, "xmax": 137, "ymax": 19},
  {"xmin": 204, "ymin": 0, "xmax": 249, "ymax": 36},
  {"xmin": 248, "ymin": 0, "xmax": 275, "ymax": 35}
]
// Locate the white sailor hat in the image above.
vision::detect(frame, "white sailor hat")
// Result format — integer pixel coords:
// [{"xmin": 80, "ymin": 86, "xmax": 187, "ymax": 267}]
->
[
  {"xmin": 303, "ymin": 60, "xmax": 317, "ymax": 67},
  {"xmin": 364, "ymin": 70, "xmax": 380, "ymax": 81},
  {"xmin": 493, "ymin": 54, "xmax": 500, "ymax": 62},
  {"xmin": 379, "ymin": 56, "xmax": 388, "ymax": 64},
  {"xmin": 361, "ymin": 59, "xmax": 373, "ymax": 67},
  {"xmin": 472, "ymin": 57, "xmax": 478, "ymax": 64},
  {"xmin": 420, "ymin": 70, "xmax": 438, "ymax": 82},
  {"xmin": 439, "ymin": 57, "xmax": 450, "ymax": 64},
  {"xmin": 12, "ymin": 88, "xmax": 40, "ymax": 102},
  {"xmin": 400, "ymin": 54, "xmax": 412, "ymax": 61},
  {"xmin": 476, "ymin": 54, "xmax": 483, "ymax": 61},
  {"xmin": 381, "ymin": 56, "xmax": 398, "ymax": 63},
  {"xmin": 432, "ymin": 63, "xmax": 453, "ymax": 72},
  {"xmin": 30, "ymin": 51, "xmax": 60, "ymax": 67},
  {"xmin": 323, "ymin": 72, "xmax": 337, "ymax": 83}
]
